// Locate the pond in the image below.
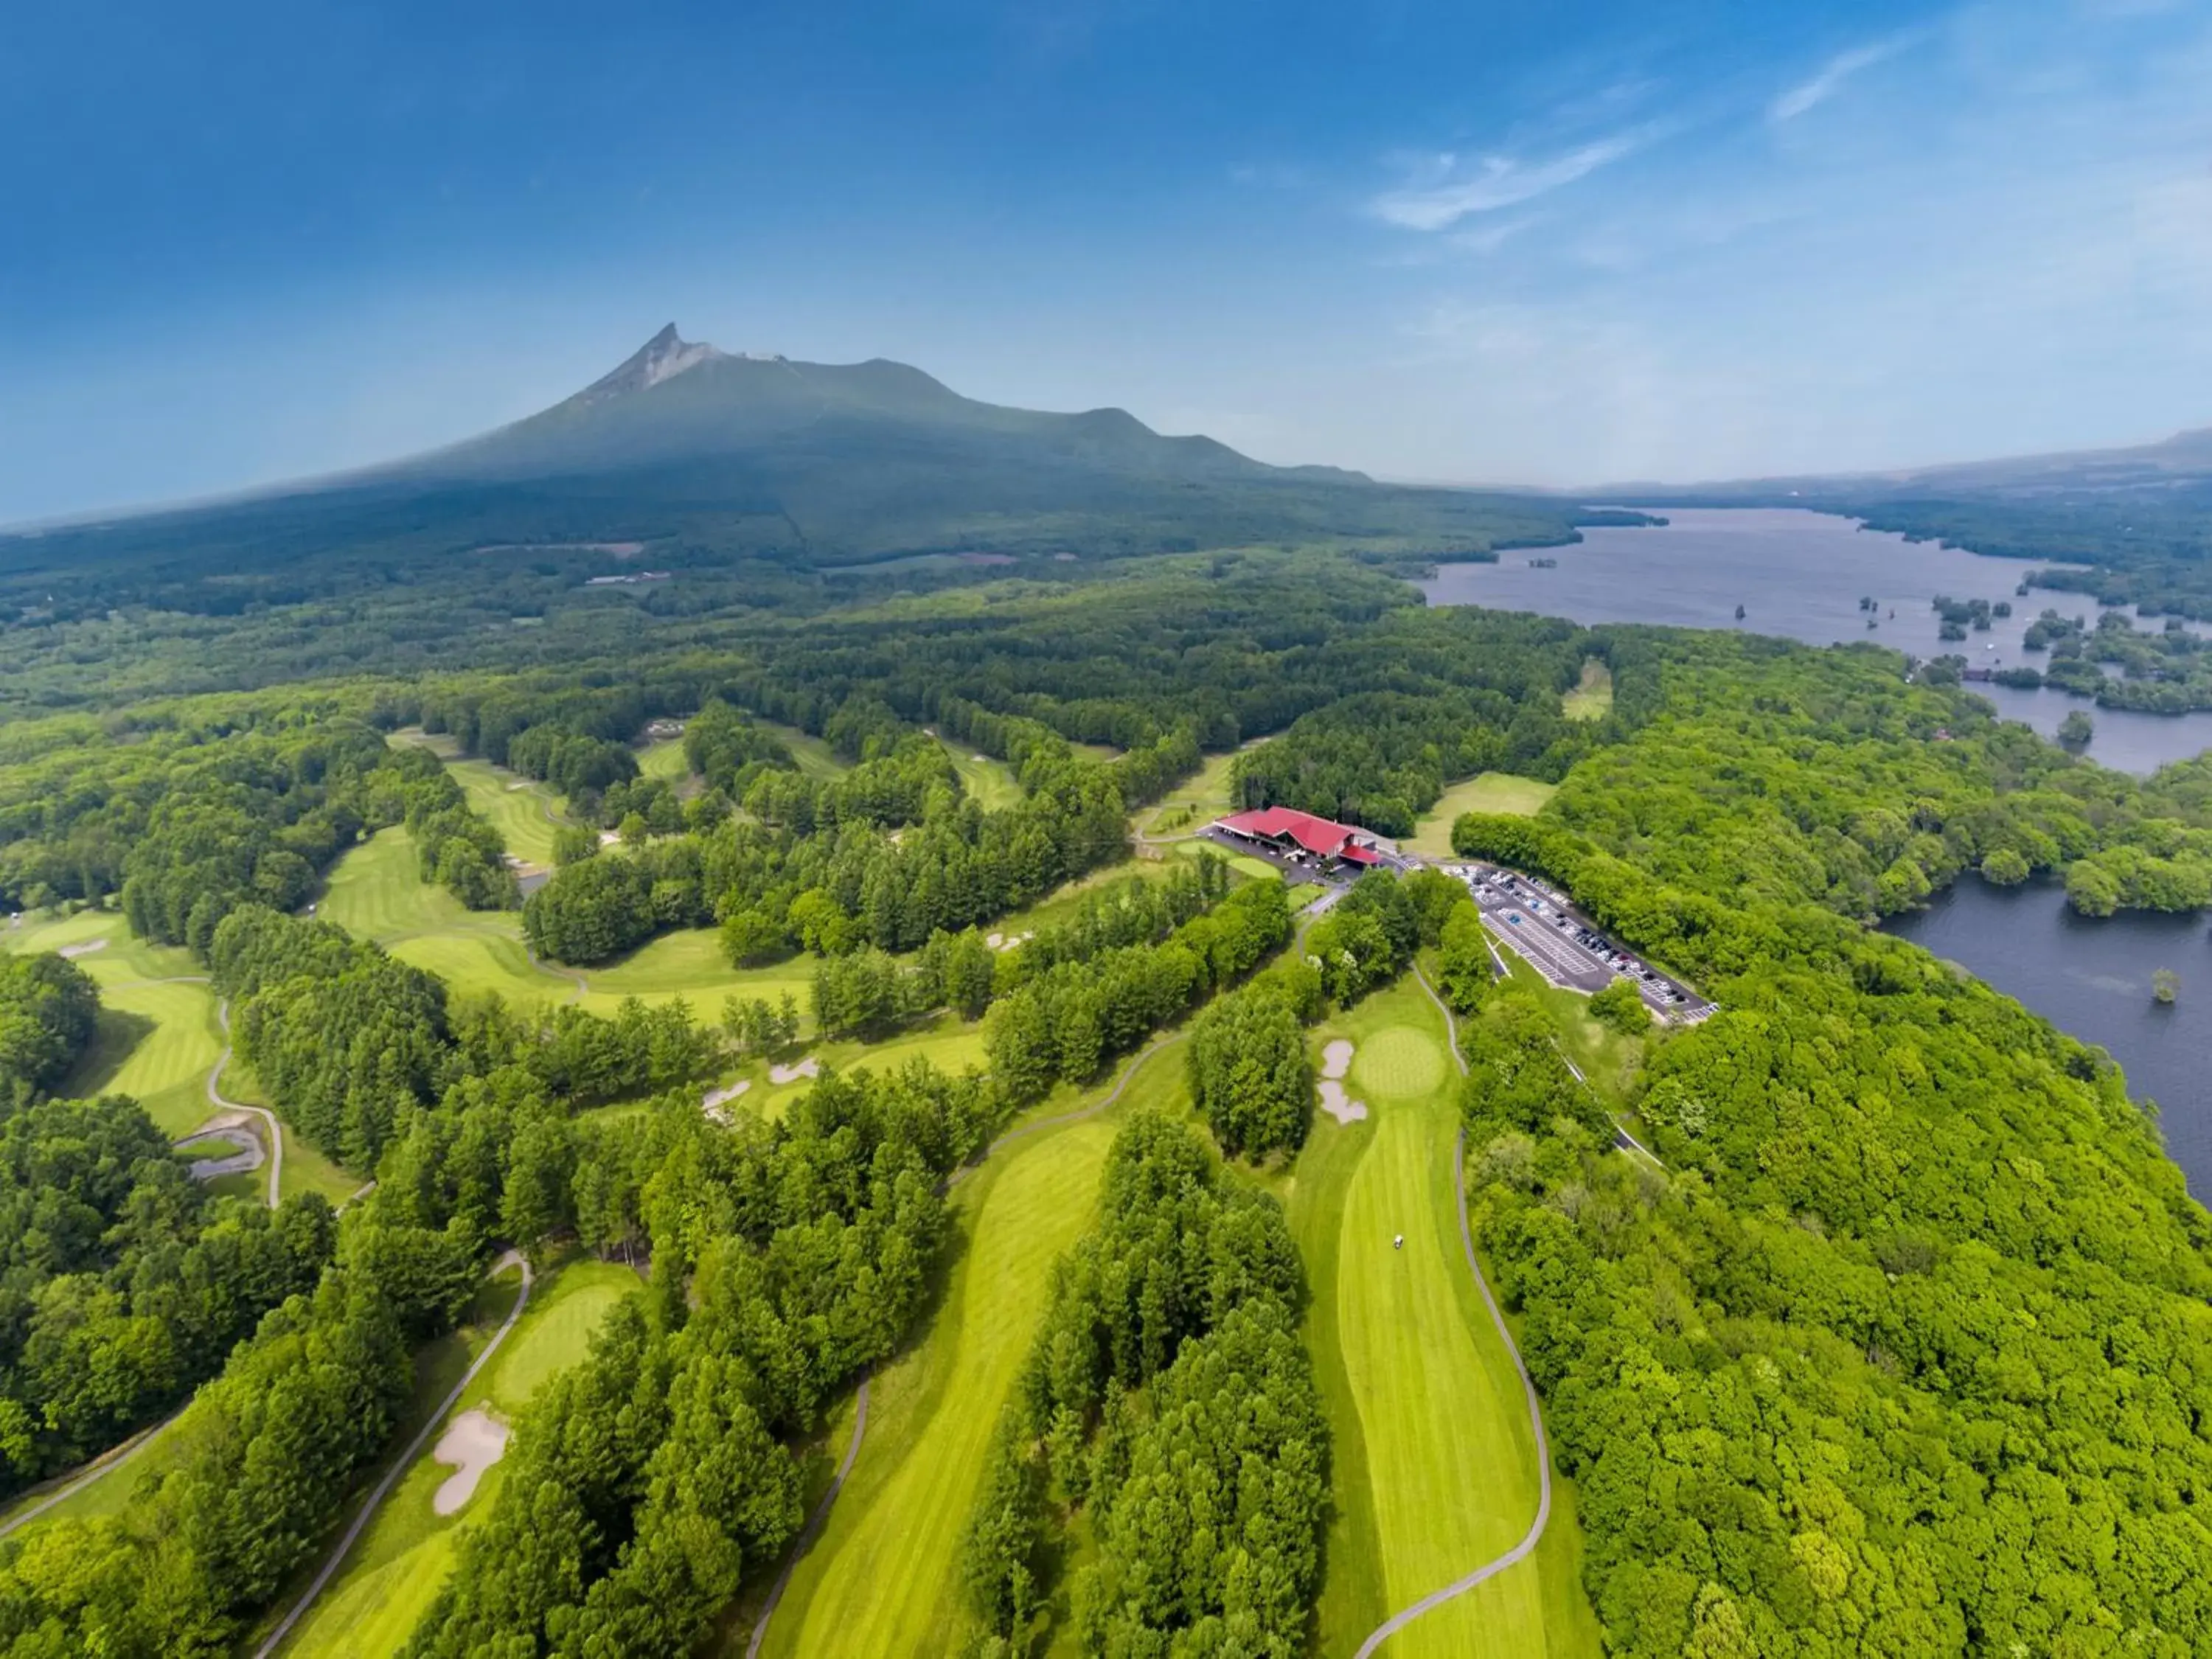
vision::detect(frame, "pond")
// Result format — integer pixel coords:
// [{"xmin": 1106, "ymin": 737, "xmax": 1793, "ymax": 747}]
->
[
  {"xmin": 1421, "ymin": 507, "xmax": 2212, "ymax": 775},
  {"xmin": 1885, "ymin": 878, "xmax": 2212, "ymax": 1194}
]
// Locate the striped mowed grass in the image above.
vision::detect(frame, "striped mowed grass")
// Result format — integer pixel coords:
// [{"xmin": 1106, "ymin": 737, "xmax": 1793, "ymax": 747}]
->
[
  {"xmin": 1292, "ymin": 976, "xmax": 1601, "ymax": 1659},
  {"xmin": 762, "ymin": 1050, "xmax": 1186, "ymax": 1658}
]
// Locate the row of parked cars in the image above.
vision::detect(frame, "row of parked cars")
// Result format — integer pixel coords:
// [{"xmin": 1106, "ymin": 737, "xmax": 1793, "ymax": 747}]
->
[{"xmin": 1471, "ymin": 868, "xmax": 1692, "ymax": 1008}]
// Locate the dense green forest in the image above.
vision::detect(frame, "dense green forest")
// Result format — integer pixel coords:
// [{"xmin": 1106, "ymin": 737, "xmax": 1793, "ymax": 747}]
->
[{"xmin": 1451, "ymin": 637, "xmax": 2212, "ymax": 1655}]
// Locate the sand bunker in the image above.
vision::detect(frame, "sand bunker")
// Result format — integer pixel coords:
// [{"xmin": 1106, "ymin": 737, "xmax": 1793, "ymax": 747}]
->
[
  {"xmin": 701, "ymin": 1079, "xmax": 751, "ymax": 1121},
  {"xmin": 984, "ymin": 931, "xmax": 1034, "ymax": 952},
  {"xmin": 57, "ymin": 938, "xmax": 109, "ymax": 959},
  {"xmin": 1317, "ymin": 1041, "xmax": 1367, "ymax": 1124},
  {"xmin": 431, "ymin": 1408, "xmax": 509, "ymax": 1516},
  {"xmin": 770, "ymin": 1056, "xmax": 821, "ymax": 1085},
  {"xmin": 971, "ymin": 754, "xmax": 990, "ymax": 763}
]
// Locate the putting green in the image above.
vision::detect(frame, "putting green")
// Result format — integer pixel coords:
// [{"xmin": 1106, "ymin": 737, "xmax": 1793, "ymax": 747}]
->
[
  {"xmin": 1403, "ymin": 773, "xmax": 1559, "ymax": 858},
  {"xmin": 639, "ymin": 736, "xmax": 692, "ymax": 783},
  {"xmin": 764, "ymin": 1048, "xmax": 1187, "ymax": 1658},
  {"xmin": 1291, "ymin": 978, "xmax": 1599, "ymax": 1658},
  {"xmin": 280, "ymin": 1258, "xmax": 639, "ymax": 1659},
  {"xmin": 1352, "ymin": 1025, "xmax": 1447, "ymax": 1101}
]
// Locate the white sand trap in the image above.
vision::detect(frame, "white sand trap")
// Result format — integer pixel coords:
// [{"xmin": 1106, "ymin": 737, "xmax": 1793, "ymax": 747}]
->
[
  {"xmin": 984, "ymin": 930, "xmax": 1033, "ymax": 953},
  {"xmin": 769, "ymin": 1056, "xmax": 821, "ymax": 1085},
  {"xmin": 971, "ymin": 754, "xmax": 990, "ymax": 763},
  {"xmin": 507, "ymin": 780, "xmax": 530, "ymax": 790},
  {"xmin": 701, "ymin": 1079, "xmax": 751, "ymax": 1121},
  {"xmin": 1321, "ymin": 1040, "xmax": 1354, "ymax": 1081},
  {"xmin": 431, "ymin": 1408, "xmax": 509, "ymax": 1515},
  {"xmin": 57, "ymin": 938, "xmax": 109, "ymax": 959},
  {"xmin": 1318, "ymin": 1079, "xmax": 1368, "ymax": 1125}
]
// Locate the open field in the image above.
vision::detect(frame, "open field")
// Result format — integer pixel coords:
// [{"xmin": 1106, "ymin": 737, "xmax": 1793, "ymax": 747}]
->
[
  {"xmin": 1169, "ymin": 836, "xmax": 1281, "ymax": 883},
  {"xmin": 279, "ymin": 1256, "xmax": 639, "ymax": 1658},
  {"xmin": 1562, "ymin": 658, "xmax": 1614, "ymax": 722},
  {"xmin": 759, "ymin": 1048, "xmax": 1189, "ymax": 1658},
  {"xmin": 1290, "ymin": 977, "xmax": 1600, "ymax": 1659},
  {"xmin": 1404, "ymin": 773, "xmax": 1559, "ymax": 857}
]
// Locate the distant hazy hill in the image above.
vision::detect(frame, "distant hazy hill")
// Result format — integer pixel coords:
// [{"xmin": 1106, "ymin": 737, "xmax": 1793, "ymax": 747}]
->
[{"xmin": 3, "ymin": 327, "xmax": 1577, "ymax": 591}]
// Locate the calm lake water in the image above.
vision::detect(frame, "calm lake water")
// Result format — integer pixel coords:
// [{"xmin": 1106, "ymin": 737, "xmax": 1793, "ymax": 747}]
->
[
  {"xmin": 1886, "ymin": 880, "xmax": 2212, "ymax": 1194},
  {"xmin": 1421, "ymin": 507, "xmax": 2212, "ymax": 775}
]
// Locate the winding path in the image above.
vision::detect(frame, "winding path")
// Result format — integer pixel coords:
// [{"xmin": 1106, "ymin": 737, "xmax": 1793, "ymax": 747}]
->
[
  {"xmin": 743, "ymin": 1379, "xmax": 872, "ymax": 1659},
  {"xmin": 0, "ymin": 1407, "xmax": 184, "ymax": 1540},
  {"xmin": 745, "ymin": 1034, "xmax": 1177, "ymax": 1656},
  {"xmin": 1347, "ymin": 968, "xmax": 1555, "ymax": 1659},
  {"xmin": 256, "ymin": 1251, "xmax": 535, "ymax": 1658},
  {"xmin": 209, "ymin": 999, "xmax": 284, "ymax": 1209}
]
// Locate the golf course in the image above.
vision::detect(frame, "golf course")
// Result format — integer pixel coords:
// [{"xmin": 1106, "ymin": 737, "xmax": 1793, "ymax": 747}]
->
[
  {"xmin": 1289, "ymin": 976, "xmax": 1601, "ymax": 1659},
  {"xmin": 756, "ymin": 1042, "xmax": 1189, "ymax": 1659},
  {"xmin": 275, "ymin": 1255, "xmax": 642, "ymax": 1658}
]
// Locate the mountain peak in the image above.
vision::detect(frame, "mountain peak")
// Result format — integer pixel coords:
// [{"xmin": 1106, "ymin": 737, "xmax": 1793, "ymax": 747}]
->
[{"xmin": 577, "ymin": 324, "xmax": 729, "ymax": 404}]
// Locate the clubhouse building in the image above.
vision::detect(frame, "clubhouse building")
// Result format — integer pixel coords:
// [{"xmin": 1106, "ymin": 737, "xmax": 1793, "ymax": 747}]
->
[{"xmin": 1212, "ymin": 807, "xmax": 1384, "ymax": 872}]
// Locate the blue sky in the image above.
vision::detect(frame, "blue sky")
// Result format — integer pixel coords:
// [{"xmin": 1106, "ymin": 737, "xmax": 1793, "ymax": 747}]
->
[{"xmin": 4, "ymin": 0, "xmax": 2211, "ymax": 520}]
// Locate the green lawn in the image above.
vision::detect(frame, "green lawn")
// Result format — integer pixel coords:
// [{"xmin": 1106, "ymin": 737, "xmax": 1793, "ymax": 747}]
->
[
  {"xmin": 388, "ymin": 728, "xmax": 569, "ymax": 867},
  {"xmin": 1562, "ymin": 659, "xmax": 1614, "ymax": 722},
  {"xmin": 1132, "ymin": 748, "xmax": 1241, "ymax": 840},
  {"xmin": 638, "ymin": 734, "xmax": 693, "ymax": 783},
  {"xmin": 757, "ymin": 720, "xmax": 852, "ymax": 781},
  {"xmin": 936, "ymin": 737, "xmax": 1023, "ymax": 811},
  {"xmin": 1290, "ymin": 977, "xmax": 1601, "ymax": 1659},
  {"xmin": 760, "ymin": 1048, "xmax": 1189, "ymax": 1659},
  {"xmin": 1404, "ymin": 773, "xmax": 1559, "ymax": 857},
  {"xmin": 322, "ymin": 827, "xmax": 569, "ymax": 1006},
  {"xmin": 279, "ymin": 1256, "xmax": 639, "ymax": 1658},
  {"xmin": 3, "ymin": 910, "xmax": 361, "ymax": 1203}
]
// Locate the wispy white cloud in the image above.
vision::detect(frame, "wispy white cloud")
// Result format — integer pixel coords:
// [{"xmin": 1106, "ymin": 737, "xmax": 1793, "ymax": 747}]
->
[
  {"xmin": 1770, "ymin": 37, "xmax": 1912, "ymax": 122},
  {"xmin": 1370, "ymin": 130, "xmax": 1654, "ymax": 231}
]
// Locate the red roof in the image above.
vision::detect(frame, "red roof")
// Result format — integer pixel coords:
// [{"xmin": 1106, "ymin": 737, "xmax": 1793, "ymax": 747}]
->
[
  {"xmin": 1217, "ymin": 806, "xmax": 1373, "ymax": 858},
  {"xmin": 1338, "ymin": 844, "xmax": 1381, "ymax": 865}
]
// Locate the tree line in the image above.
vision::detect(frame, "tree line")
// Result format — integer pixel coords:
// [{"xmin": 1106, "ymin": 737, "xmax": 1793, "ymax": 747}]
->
[{"xmin": 959, "ymin": 1113, "xmax": 1325, "ymax": 1655}]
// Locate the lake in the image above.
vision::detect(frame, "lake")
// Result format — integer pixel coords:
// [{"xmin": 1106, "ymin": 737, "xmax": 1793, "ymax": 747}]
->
[
  {"xmin": 1421, "ymin": 506, "xmax": 2212, "ymax": 775},
  {"xmin": 1885, "ymin": 879, "xmax": 2212, "ymax": 1194}
]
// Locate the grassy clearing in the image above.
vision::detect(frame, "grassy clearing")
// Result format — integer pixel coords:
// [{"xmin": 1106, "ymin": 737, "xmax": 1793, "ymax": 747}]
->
[
  {"xmin": 446, "ymin": 757, "xmax": 566, "ymax": 868},
  {"xmin": 67, "ymin": 976, "xmax": 223, "ymax": 1136},
  {"xmin": 936, "ymin": 738, "xmax": 1023, "ymax": 812},
  {"xmin": 1132, "ymin": 749, "xmax": 1240, "ymax": 840},
  {"xmin": 281, "ymin": 1257, "xmax": 639, "ymax": 1659},
  {"xmin": 1562, "ymin": 658, "xmax": 1613, "ymax": 722},
  {"xmin": 757, "ymin": 720, "xmax": 851, "ymax": 781},
  {"xmin": 323, "ymin": 827, "xmax": 566, "ymax": 1006},
  {"xmin": 1290, "ymin": 977, "xmax": 1600, "ymax": 1659},
  {"xmin": 638, "ymin": 735, "xmax": 693, "ymax": 783},
  {"xmin": 1404, "ymin": 773, "xmax": 1559, "ymax": 858},
  {"xmin": 761, "ymin": 1049, "xmax": 1189, "ymax": 1659},
  {"xmin": 389, "ymin": 727, "xmax": 568, "ymax": 867}
]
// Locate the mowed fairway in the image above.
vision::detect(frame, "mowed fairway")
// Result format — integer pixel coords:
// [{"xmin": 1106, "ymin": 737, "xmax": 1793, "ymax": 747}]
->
[
  {"xmin": 321, "ymin": 827, "xmax": 567, "ymax": 1005},
  {"xmin": 762, "ymin": 1049, "xmax": 1186, "ymax": 1659},
  {"xmin": 1291, "ymin": 978, "xmax": 1599, "ymax": 1659},
  {"xmin": 1402, "ymin": 773, "xmax": 1559, "ymax": 857},
  {"xmin": 279, "ymin": 1258, "xmax": 641, "ymax": 1659}
]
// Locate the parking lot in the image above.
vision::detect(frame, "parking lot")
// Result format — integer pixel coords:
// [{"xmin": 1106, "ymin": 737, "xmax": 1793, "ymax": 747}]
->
[{"xmin": 1441, "ymin": 863, "xmax": 1713, "ymax": 1020}]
